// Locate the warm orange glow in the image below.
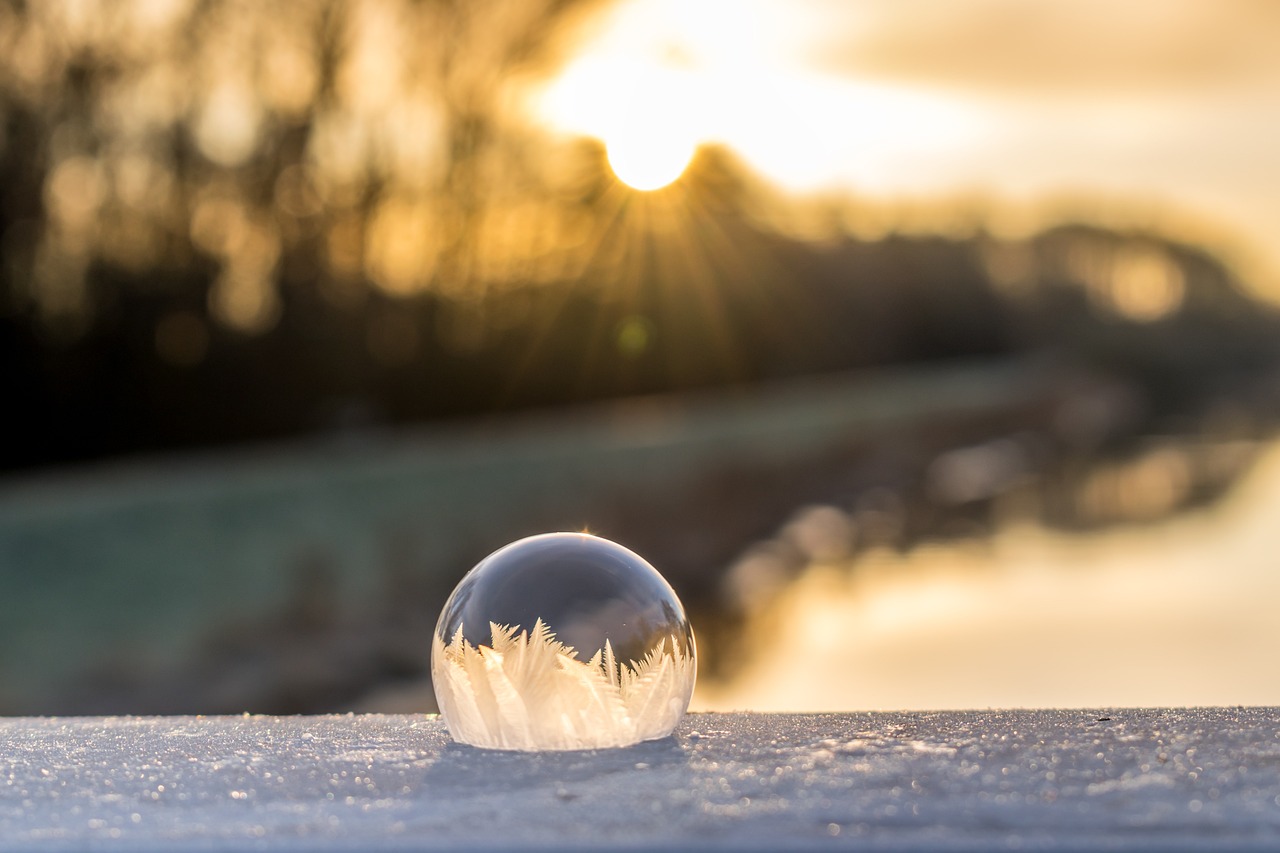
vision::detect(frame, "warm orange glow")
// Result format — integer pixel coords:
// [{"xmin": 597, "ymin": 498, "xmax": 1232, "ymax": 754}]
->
[
  {"xmin": 532, "ymin": 0, "xmax": 990, "ymax": 194},
  {"xmin": 539, "ymin": 54, "xmax": 701, "ymax": 191},
  {"xmin": 698, "ymin": 442, "xmax": 1280, "ymax": 712},
  {"xmin": 534, "ymin": 0, "xmax": 1280, "ymax": 294}
]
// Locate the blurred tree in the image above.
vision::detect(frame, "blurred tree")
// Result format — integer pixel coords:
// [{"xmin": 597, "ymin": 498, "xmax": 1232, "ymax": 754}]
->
[{"xmin": 0, "ymin": 0, "xmax": 605, "ymax": 333}]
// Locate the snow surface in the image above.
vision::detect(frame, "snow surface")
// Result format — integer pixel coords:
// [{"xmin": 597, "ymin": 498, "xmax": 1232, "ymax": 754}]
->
[{"xmin": 2, "ymin": 710, "xmax": 1280, "ymax": 851}]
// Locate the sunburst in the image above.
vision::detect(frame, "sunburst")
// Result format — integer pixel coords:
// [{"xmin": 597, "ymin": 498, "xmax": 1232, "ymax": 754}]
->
[{"xmin": 496, "ymin": 145, "xmax": 801, "ymax": 408}]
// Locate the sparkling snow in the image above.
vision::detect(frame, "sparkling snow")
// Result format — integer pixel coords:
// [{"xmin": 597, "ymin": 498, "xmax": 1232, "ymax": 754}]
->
[{"xmin": 2, "ymin": 710, "xmax": 1280, "ymax": 850}]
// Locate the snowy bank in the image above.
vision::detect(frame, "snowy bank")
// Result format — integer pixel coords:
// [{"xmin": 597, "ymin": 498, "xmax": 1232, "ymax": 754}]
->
[{"xmin": 3, "ymin": 709, "xmax": 1279, "ymax": 850}]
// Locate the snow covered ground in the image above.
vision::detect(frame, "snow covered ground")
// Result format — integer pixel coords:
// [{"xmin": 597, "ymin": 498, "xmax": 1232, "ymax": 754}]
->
[{"xmin": 3, "ymin": 710, "xmax": 1279, "ymax": 851}]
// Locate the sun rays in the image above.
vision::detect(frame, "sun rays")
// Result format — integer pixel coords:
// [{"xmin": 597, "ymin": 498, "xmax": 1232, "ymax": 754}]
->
[{"xmin": 491, "ymin": 146, "xmax": 795, "ymax": 408}]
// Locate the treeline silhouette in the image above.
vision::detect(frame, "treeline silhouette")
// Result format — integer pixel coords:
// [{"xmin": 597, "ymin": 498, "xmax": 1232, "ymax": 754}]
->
[
  {"xmin": 4, "ymin": 143, "xmax": 1278, "ymax": 473},
  {"xmin": 2, "ymin": 0, "xmax": 1278, "ymax": 473}
]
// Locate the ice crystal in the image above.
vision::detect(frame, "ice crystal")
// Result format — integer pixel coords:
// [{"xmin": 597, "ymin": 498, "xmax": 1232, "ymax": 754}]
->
[
  {"xmin": 432, "ymin": 619, "xmax": 696, "ymax": 751},
  {"xmin": 430, "ymin": 532, "xmax": 697, "ymax": 750}
]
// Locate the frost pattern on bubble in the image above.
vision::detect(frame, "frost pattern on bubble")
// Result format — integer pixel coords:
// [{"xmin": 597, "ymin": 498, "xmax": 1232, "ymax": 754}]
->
[
  {"xmin": 432, "ymin": 619, "xmax": 695, "ymax": 751},
  {"xmin": 430, "ymin": 532, "xmax": 697, "ymax": 751}
]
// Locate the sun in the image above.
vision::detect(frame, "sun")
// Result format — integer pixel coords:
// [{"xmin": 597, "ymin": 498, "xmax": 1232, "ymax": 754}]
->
[
  {"xmin": 536, "ymin": 54, "xmax": 703, "ymax": 191},
  {"xmin": 605, "ymin": 126, "xmax": 696, "ymax": 191}
]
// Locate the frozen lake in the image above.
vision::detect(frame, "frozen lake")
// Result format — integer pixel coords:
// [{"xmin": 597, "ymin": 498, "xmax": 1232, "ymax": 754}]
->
[{"xmin": 3, "ymin": 710, "xmax": 1280, "ymax": 851}]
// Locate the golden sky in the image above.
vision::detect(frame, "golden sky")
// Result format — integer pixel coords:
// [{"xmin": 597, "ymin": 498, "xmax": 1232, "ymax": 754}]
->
[{"xmin": 537, "ymin": 0, "xmax": 1280, "ymax": 283}]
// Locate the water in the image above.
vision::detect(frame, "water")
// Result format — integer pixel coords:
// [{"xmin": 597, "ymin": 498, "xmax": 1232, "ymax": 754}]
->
[{"xmin": 700, "ymin": 441, "xmax": 1280, "ymax": 711}]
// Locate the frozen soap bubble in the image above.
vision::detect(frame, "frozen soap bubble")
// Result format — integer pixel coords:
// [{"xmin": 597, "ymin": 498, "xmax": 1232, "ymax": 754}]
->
[{"xmin": 431, "ymin": 532, "xmax": 697, "ymax": 751}]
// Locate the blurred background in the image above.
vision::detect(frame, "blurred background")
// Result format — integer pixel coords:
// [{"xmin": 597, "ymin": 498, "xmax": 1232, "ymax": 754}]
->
[{"xmin": 2, "ymin": 0, "xmax": 1280, "ymax": 715}]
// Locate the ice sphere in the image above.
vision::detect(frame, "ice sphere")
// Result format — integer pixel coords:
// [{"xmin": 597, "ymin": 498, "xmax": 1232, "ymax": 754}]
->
[{"xmin": 431, "ymin": 532, "xmax": 697, "ymax": 751}]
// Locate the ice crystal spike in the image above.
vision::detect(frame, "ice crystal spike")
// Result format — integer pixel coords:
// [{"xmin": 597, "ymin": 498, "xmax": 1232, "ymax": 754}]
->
[{"xmin": 431, "ymin": 532, "xmax": 697, "ymax": 751}]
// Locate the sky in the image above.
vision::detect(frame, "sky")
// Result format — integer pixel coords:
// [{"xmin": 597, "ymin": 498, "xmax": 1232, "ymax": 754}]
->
[{"xmin": 535, "ymin": 0, "xmax": 1280, "ymax": 288}]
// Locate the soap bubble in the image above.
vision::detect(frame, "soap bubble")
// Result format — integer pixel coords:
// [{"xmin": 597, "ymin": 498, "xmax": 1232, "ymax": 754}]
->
[{"xmin": 431, "ymin": 532, "xmax": 696, "ymax": 751}]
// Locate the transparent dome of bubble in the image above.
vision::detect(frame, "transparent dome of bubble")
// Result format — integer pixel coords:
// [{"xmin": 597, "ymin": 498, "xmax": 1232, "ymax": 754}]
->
[{"xmin": 431, "ymin": 532, "xmax": 697, "ymax": 751}]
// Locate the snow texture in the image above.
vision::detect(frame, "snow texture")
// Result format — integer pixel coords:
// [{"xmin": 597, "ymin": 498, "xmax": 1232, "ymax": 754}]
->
[
  {"xmin": 2, "ymin": 709, "xmax": 1280, "ymax": 851},
  {"xmin": 431, "ymin": 620, "xmax": 695, "ymax": 750}
]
